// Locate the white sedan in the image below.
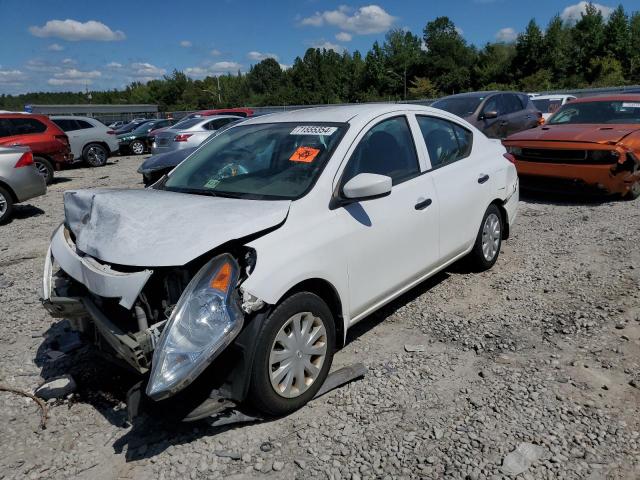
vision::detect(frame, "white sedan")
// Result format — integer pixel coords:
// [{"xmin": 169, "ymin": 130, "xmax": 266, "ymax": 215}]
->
[{"xmin": 42, "ymin": 104, "xmax": 518, "ymax": 418}]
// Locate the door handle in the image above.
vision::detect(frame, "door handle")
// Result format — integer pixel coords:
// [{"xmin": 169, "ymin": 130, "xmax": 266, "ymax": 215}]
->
[
  {"xmin": 414, "ymin": 198, "xmax": 432, "ymax": 210},
  {"xmin": 478, "ymin": 174, "xmax": 490, "ymax": 184}
]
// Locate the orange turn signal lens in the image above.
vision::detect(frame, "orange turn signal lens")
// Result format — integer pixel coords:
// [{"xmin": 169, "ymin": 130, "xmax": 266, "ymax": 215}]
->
[{"xmin": 210, "ymin": 262, "xmax": 232, "ymax": 293}]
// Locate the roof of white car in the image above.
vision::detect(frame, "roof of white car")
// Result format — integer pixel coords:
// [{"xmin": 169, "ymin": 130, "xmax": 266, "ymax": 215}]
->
[{"xmin": 244, "ymin": 103, "xmax": 437, "ymax": 125}]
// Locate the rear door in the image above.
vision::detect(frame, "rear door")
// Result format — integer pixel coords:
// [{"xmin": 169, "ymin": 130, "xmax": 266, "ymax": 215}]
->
[{"xmin": 415, "ymin": 114, "xmax": 492, "ymax": 260}]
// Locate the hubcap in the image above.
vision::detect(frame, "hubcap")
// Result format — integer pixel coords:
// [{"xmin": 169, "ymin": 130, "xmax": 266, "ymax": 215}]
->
[
  {"xmin": 269, "ymin": 312, "xmax": 327, "ymax": 399},
  {"xmin": 482, "ymin": 213, "xmax": 501, "ymax": 261},
  {"xmin": 132, "ymin": 142, "xmax": 144, "ymax": 154},
  {"xmin": 87, "ymin": 146, "xmax": 106, "ymax": 164},
  {"xmin": 0, "ymin": 192, "xmax": 7, "ymax": 216},
  {"xmin": 35, "ymin": 161, "xmax": 48, "ymax": 179}
]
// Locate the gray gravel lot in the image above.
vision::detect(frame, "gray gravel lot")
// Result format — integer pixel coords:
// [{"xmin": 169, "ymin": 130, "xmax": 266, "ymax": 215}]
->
[{"xmin": 0, "ymin": 155, "xmax": 639, "ymax": 479}]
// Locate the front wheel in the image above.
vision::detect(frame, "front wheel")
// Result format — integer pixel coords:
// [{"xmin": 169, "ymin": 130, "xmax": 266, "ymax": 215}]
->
[
  {"xmin": 130, "ymin": 140, "xmax": 145, "ymax": 155},
  {"xmin": 468, "ymin": 204, "xmax": 503, "ymax": 271},
  {"xmin": 0, "ymin": 186, "xmax": 14, "ymax": 224},
  {"xmin": 34, "ymin": 157, "xmax": 54, "ymax": 185},
  {"xmin": 248, "ymin": 292, "xmax": 335, "ymax": 416},
  {"xmin": 83, "ymin": 143, "xmax": 108, "ymax": 167}
]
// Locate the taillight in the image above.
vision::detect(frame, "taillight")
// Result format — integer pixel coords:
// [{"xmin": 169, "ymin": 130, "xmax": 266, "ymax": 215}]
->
[
  {"xmin": 503, "ymin": 153, "xmax": 516, "ymax": 164},
  {"xmin": 14, "ymin": 151, "xmax": 34, "ymax": 168},
  {"xmin": 174, "ymin": 134, "xmax": 193, "ymax": 142},
  {"xmin": 107, "ymin": 130, "xmax": 115, "ymax": 135},
  {"xmin": 55, "ymin": 134, "xmax": 69, "ymax": 146}
]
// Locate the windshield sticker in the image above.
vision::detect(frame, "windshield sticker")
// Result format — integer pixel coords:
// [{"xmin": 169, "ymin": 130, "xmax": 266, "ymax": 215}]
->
[
  {"xmin": 290, "ymin": 126, "xmax": 337, "ymax": 136},
  {"xmin": 290, "ymin": 146, "xmax": 320, "ymax": 163},
  {"xmin": 622, "ymin": 102, "xmax": 640, "ymax": 108},
  {"xmin": 204, "ymin": 178, "xmax": 221, "ymax": 189}
]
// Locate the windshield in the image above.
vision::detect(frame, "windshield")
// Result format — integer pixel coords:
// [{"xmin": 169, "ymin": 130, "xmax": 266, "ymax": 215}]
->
[
  {"xmin": 548, "ymin": 100, "xmax": 640, "ymax": 125},
  {"xmin": 431, "ymin": 97, "xmax": 483, "ymax": 117},
  {"xmin": 532, "ymin": 98, "xmax": 564, "ymax": 114},
  {"xmin": 133, "ymin": 121, "xmax": 159, "ymax": 134},
  {"xmin": 163, "ymin": 122, "xmax": 347, "ymax": 200}
]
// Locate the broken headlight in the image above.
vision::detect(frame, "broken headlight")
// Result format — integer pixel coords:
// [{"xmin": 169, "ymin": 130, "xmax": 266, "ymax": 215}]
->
[{"xmin": 146, "ymin": 254, "xmax": 243, "ymax": 400}]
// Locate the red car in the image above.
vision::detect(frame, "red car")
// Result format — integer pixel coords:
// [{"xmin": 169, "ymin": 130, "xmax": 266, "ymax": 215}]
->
[{"xmin": 0, "ymin": 114, "xmax": 72, "ymax": 184}]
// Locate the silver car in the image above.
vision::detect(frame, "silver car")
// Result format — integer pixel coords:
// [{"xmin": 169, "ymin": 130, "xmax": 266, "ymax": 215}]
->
[
  {"xmin": 0, "ymin": 146, "xmax": 46, "ymax": 223},
  {"xmin": 151, "ymin": 115, "xmax": 240, "ymax": 154}
]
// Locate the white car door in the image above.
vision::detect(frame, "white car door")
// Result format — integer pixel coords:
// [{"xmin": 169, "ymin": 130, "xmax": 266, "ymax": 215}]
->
[
  {"xmin": 334, "ymin": 114, "xmax": 440, "ymax": 320},
  {"xmin": 414, "ymin": 115, "xmax": 494, "ymax": 261}
]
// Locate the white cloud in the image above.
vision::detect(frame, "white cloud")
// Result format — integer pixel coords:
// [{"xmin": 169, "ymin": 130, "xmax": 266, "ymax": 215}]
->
[
  {"xmin": 179, "ymin": 40, "xmax": 192, "ymax": 48},
  {"xmin": 300, "ymin": 5, "xmax": 396, "ymax": 35},
  {"xmin": 62, "ymin": 58, "xmax": 76, "ymax": 65},
  {"xmin": 130, "ymin": 62, "xmax": 166, "ymax": 80},
  {"xmin": 184, "ymin": 61, "xmax": 243, "ymax": 79},
  {"xmin": 0, "ymin": 69, "xmax": 27, "ymax": 85},
  {"xmin": 560, "ymin": 1, "xmax": 614, "ymax": 23},
  {"xmin": 210, "ymin": 49, "xmax": 221, "ymax": 56},
  {"xmin": 48, "ymin": 68, "xmax": 101, "ymax": 86},
  {"xmin": 495, "ymin": 27, "xmax": 517, "ymax": 42},
  {"xmin": 47, "ymin": 43, "xmax": 64, "ymax": 51},
  {"xmin": 455, "ymin": 26, "xmax": 464, "ymax": 36},
  {"xmin": 29, "ymin": 19, "xmax": 126, "ymax": 41},
  {"xmin": 212, "ymin": 61, "xmax": 242, "ymax": 71},
  {"xmin": 106, "ymin": 62, "xmax": 123, "ymax": 69},
  {"xmin": 25, "ymin": 59, "xmax": 61, "ymax": 73},
  {"xmin": 247, "ymin": 51, "xmax": 279, "ymax": 61},
  {"xmin": 279, "ymin": 63, "xmax": 291, "ymax": 70},
  {"xmin": 335, "ymin": 32, "xmax": 352, "ymax": 42},
  {"xmin": 312, "ymin": 41, "xmax": 345, "ymax": 52}
]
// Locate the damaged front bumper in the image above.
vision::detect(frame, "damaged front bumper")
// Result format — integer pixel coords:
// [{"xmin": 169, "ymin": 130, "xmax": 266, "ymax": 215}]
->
[{"xmin": 41, "ymin": 226, "xmax": 254, "ymax": 413}]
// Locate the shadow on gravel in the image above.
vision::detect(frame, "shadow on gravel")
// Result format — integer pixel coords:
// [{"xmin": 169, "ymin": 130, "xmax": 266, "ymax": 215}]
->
[
  {"xmin": 52, "ymin": 176, "xmax": 73, "ymax": 184},
  {"xmin": 5, "ymin": 205, "xmax": 44, "ymax": 222},
  {"xmin": 520, "ymin": 189, "xmax": 617, "ymax": 206}
]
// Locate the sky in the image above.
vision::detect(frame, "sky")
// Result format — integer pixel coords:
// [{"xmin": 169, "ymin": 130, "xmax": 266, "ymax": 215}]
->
[{"xmin": 0, "ymin": 0, "xmax": 638, "ymax": 95}]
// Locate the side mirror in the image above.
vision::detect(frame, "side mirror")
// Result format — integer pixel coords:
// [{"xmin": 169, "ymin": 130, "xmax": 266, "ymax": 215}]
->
[
  {"xmin": 343, "ymin": 173, "xmax": 392, "ymax": 200},
  {"xmin": 481, "ymin": 110, "xmax": 498, "ymax": 120}
]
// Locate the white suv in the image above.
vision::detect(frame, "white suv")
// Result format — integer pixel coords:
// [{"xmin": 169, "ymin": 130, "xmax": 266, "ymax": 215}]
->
[
  {"xmin": 42, "ymin": 105, "xmax": 518, "ymax": 419},
  {"xmin": 50, "ymin": 116, "xmax": 119, "ymax": 167}
]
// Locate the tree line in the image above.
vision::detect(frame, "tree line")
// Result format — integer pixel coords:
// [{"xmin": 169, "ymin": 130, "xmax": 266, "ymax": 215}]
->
[{"xmin": 1, "ymin": 3, "xmax": 640, "ymax": 112}]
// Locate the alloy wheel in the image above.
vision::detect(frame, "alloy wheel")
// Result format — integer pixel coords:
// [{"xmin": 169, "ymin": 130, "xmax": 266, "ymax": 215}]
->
[
  {"xmin": 86, "ymin": 145, "xmax": 106, "ymax": 165},
  {"xmin": 269, "ymin": 312, "xmax": 328, "ymax": 398},
  {"xmin": 131, "ymin": 142, "xmax": 144, "ymax": 155},
  {"xmin": 0, "ymin": 191, "xmax": 7, "ymax": 217},
  {"xmin": 481, "ymin": 212, "xmax": 501, "ymax": 261},
  {"xmin": 35, "ymin": 161, "xmax": 50, "ymax": 181}
]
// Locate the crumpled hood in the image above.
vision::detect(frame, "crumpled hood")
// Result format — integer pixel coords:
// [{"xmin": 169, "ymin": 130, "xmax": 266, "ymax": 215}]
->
[
  {"xmin": 63, "ymin": 188, "xmax": 290, "ymax": 267},
  {"xmin": 506, "ymin": 124, "xmax": 640, "ymax": 144}
]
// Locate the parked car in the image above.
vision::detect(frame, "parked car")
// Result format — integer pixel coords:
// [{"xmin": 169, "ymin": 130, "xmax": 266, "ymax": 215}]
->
[
  {"xmin": 0, "ymin": 113, "xmax": 71, "ymax": 184},
  {"xmin": 0, "ymin": 146, "xmax": 46, "ymax": 223},
  {"xmin": 150, "ymin": 115, "xmax": 241, "ymax": 154},
  {"xmin": 503, "ymin": 95, "xmax": 640, "ymax": 198},
  {"xmin": 431, "ymin": 91, "xmax": 542, "ymax": 139},
  {"xmin": 42, "ymin": 104, "xmax": 518, "ymax": 420},
  {"xmin": 50, "ymin": 116, "xmax": 119, "ymax": 167},
  {"xmin": 138, "ymin": 147, "xmax": 197, "ymax": 186},
  {"xmin": 114, "ymin": 119, "xmax": 154, "ymax": 135},
  {"xmin": 531, "ymin": 95, "xmax": 577, "ymax": 121},
  {"xmin": 118, "ymin": 119, "xmax": 173, "ymax": 155},
  {"xmin": 108, "ymin": 120, "xmax": 128, "ymax": 130}
]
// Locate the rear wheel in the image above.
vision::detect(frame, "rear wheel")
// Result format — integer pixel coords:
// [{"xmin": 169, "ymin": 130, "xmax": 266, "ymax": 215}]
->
[
  {"xmin": 468, "ymin": 204, "xmax": 503, "ymax": 271},
  {"xmin": 0, "ymin": 186, "xmax": 14, "ymax": 224},
  {"xmin": 34, "ymin": 157, "xmax": 54, "ymax": 185},
  {"xmin": 83, "ymin": 143, "xmax": 108, "ymax": 167},
  {"xmin": 130, "ymin": 140, "xmax": 145, "ymax": 155},
  {"xmin": 248, "ymin": 292, "xmax": 335, "ymax": 416}
]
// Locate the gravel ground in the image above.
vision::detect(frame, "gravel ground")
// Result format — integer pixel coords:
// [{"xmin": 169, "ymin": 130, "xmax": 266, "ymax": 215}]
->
[{"xmin": 0, "ymin": 155, "xmax": 639, "ymax": 480}]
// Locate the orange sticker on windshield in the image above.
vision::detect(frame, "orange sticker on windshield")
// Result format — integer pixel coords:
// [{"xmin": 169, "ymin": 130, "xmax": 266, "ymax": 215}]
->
[{"xmin": 290, "ymin": 146, "xmax": 320, "ymax": 163}]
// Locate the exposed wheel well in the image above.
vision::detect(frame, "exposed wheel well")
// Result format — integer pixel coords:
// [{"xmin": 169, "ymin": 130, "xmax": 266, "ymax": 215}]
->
[
  {"xmin": 281, "ymin": 278, "xmax": 345, "ymax": 347},
  {"xmin": 0, "ymin": 180, "xmax": 17, "ymax": 202},
  {"xmin": 490, "ymin": 199, "xmax": 510, "ymax": 240}
]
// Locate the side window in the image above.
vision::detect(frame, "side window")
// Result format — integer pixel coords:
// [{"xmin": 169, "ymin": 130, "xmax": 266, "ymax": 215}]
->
[
  {"xmin": 482, "ymin": 95, "xmax": 502, "ymax": 116},
  {"xmin": 53, "ymin": 119, "xmax": 80, "ymax": 131},
  {"xmin": 10, "ymin": 118, "xmax": 47, "ymax": 134},
  {"xmin": 417, "ymin": 116, "xmax": 473, "ymax": 168},
  {"xmin": 0, "ymin": 119, "xmax": 14, "ymax": 137},
  {"xmin": 342, "ymin": 116, "xmax": 420, "ymax": 186},
  {"xmin": 503, "ymin": 94, "xmax": 524, "ymax": 114},
  {"xmin": 76, "ymin": 120, "xmax": 94, "ymax": 129}
]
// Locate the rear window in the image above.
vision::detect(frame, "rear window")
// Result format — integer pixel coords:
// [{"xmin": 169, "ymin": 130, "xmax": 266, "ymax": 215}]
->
[
  {"xmin": 76, "ymin": 120, "xmax": 94, "ymax": 129},
  {"xmin": 52, "ymin": 119, "xmax": 79, "ymax": 132},
  {"xmin": 532, "ymin": 99, "xmax": 564, "ymax": 114}
]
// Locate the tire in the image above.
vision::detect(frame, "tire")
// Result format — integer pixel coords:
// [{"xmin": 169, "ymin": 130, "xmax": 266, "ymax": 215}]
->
[
  {"xmin": 248, "ymin": 292, "xmax": 336, "ymax": 416},
  {"xmin": 130, "ymin": 140, "xmax": 145, "ymax": 155},
  {"xmin": 83, "ymin": 143, "xmax": 108, "ymax": 167},
  {"xmin": 625, "ymin": 181, "xmax": 640, "ymax": 200},
  {"xmin": 0, "ymin": 186, "xmax": 14, "ymax": 224},
  {"xmin": 468, "ymin": 204, "xmax": 503, "ymax": 271},
  {"xmin": 34, "ymin": 157, "xmax": 54, "ymax": 185}
]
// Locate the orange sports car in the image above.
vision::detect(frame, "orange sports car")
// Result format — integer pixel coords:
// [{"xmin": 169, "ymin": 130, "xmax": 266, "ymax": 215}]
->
[{"xmin": 503, "ymin": 95, "xmax": 640, "ymax": 199}]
